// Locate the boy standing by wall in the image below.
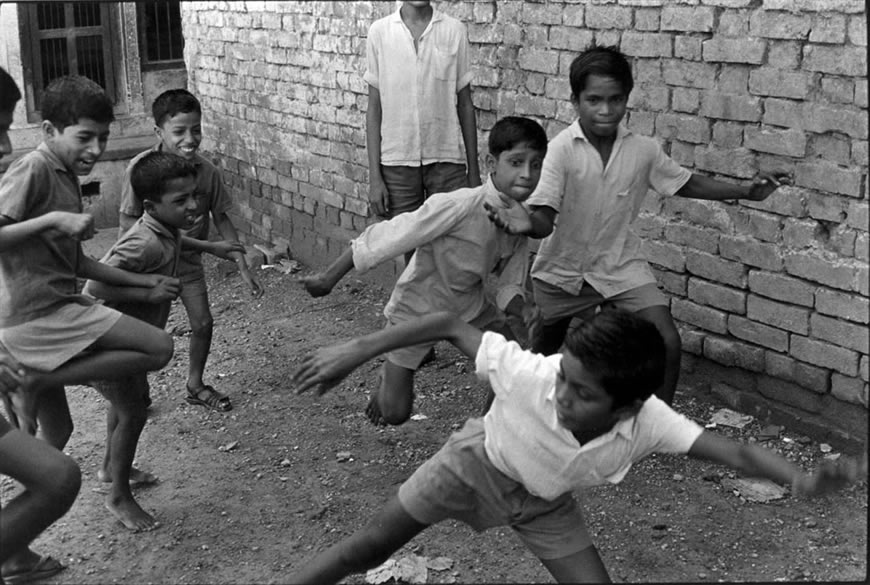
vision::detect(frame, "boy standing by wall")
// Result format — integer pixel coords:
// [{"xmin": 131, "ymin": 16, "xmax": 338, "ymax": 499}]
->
[
  {"xmin": 301, "ymin": 117, "xmax": 546, "ymax": 426},
  {"xmin": 365, "ymin": 0, "xmax": 480, "ymax": 235},
  {"xmin": 85, "ymin": 152, "xmax": 197, "ymax": 531},
  {"xmin": 488, "ymin": 45, "xmax": 791, "ymax": 405},
  {"xmin": 119, "ymin": 89, "xmax": 263, "ymax": 413}
]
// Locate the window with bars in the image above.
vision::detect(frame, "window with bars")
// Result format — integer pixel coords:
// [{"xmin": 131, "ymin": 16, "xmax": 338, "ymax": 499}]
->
[
  {"xmin": 19, "ymin": 2, "xmax": 122, "ymax": 119},
  {"xmin": 137, "ymin": 1, "xmax": 185, "ymax": 70}
]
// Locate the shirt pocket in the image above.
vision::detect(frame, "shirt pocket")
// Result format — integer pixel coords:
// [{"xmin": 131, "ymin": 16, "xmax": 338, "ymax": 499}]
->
[{"xmin": 430, "ymin": 46, "xmax": 457, "ymax": 81}]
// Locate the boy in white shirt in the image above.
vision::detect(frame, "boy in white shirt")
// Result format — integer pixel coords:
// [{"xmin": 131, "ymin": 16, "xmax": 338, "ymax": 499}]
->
[{"xmin": 291, "ymin": 309, "xmax": 863, "ymax": 583}]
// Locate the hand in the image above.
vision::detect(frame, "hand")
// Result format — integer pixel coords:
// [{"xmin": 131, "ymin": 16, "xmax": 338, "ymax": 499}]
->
[
  {"xmin": 793, "ymin": 456, "xmax": 863, "ymax": 497},
  {"xmin": 146, "ymin": 275, "xmax": 182, "ymax": 303},
  {"xmin": 292, "ymin": 341, "xmax": 365, "ymax": 395},
  {"xmin": 522, "ymin": 303, "xmax": 542, "ymax": 347},
  {"xmin": 210, "ymin": 240, "xmax": 247, "ymax": 260},
  {"xmin": 0, "ymin": 353, "xmax": 25, "ymax": 395},
  {"xmin": 484, "ymin": 194, "xmax": 533, "ymax": 235},
  {"xmin": 744, "ymin": 172, "xmax": 793, "ymax": 202},
  {"xmin": 240, "ymin": 267, "xmax": 264, "ymax": 298},
  {"xmin": 297, "ymin": 272, "xmax": 334, "ymax": 298},
  {"xmin": 50, "ymin": 211, "xmax": 94, "ymax": 240},
  {"xmin": 368, "ymin": 178, "xmax": 390, "ymax": 218}
]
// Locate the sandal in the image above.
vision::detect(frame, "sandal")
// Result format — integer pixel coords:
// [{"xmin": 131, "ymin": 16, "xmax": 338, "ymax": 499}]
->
[{"xmin": 185, "ymin": 385, "xmax": 232, "ymax": 412}]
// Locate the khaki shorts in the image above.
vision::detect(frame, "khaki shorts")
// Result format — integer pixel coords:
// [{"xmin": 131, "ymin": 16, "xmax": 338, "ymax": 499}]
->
[
  {"xmin": 398, "ymin": 418, "xmax": 592, "ymax": 560},
  {"xmin": 177, "ymin": 251, "xmax": 208, "ymax": 301},
  {"xmin": 533, "ymin": 279, "xmax": 667, "ymax": 324},
  {"xmin": 385, "ymin": 303, "xmax": 505, "ymax": 370}
]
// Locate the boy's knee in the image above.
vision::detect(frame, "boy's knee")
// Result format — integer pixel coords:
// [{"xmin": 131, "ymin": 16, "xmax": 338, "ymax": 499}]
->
[
  {"xmin": 189, "ymin": 315, "xmax": 214, "ymax": 337},
  {"xmin": 43, "ymin": 455, "xmax": 81, "ymax": 510},
  {"xmin": 152, "ymin": 331, "xmax": 174, "ymax": 369},
  {"xmin": 660, "ymin": 326, "xmax": 682, "ymax": 355}
]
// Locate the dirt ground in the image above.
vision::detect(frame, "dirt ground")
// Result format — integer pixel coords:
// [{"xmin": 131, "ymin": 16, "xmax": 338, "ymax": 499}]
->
[{"xmin": 4, "ymin": 253, "xmax": 867, "ymax": 584}]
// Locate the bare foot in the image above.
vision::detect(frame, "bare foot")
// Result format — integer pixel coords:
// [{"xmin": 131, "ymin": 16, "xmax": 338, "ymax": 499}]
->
[
  {"xmin": 105, "ymin": 495, "xmax": 160, "ymax": 532},
  {"xmin": 364, "ymin": 395, "xmax": 387, "ymax": 427},
  {"xmin": 97, "ymin": 467, "xmax": 158, "ymax": 486}
]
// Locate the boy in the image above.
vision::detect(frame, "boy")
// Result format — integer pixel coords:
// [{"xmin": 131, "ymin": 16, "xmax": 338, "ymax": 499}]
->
[
  {"xmin": 365, "ymin": 0, "xmax": 480, "ymax": 237},
  {"xmin": 300, "ymin": 117, "xmax": 547, "ymax": 426},
  {"xmin": 486, "ymin": 45, "xmax": 792, "ymax": 405},
  {"xmin": 0, "ymin": 66, "xmax": 78, "ymax": 585},
  {"xmin": 118, "ymin": 89, "xmax": 263, "ymax": 413},
  {"xmin": 291, "ymin": 309, "xmax": 863, "ymax": 583},
  {"xmin": 83, "ymin": 151, "xmax": 196, "ymax": 531}
]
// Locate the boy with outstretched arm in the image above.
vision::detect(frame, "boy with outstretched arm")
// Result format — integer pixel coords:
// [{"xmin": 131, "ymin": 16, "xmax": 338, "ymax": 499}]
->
[
  {"xmin": 82, "ymin": 152, "xmax": 197, "ymax": 531},
  {"xmin": 0, "ymin": 75, "xmax": 175, "ymax": 575},
  {"xmin": 487, "ymin": 45, "xmax": 792, "ymax": 406},
  {"xmin": 291, "ymin": 309, "xmax": 863, "ymax": 584},
  {"xmin": 300, "ymin": 117, "xmax": 546, "ymax": 426},
  {"xmin": 118, "ymin": 89, "xmax": 263, "ymax": 413},
  {"xmin": 0, "ymin": 66, "xmax": 80, "ymax": 585}
]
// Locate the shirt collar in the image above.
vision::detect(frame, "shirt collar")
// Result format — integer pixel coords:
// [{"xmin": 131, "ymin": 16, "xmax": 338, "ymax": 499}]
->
[
  {"xmin": 141, "ymin": 209, "xmax": 180, "ymax": 239},
  {"xmin": 36, "ymin": 142, "xmax": 74, "ymax": 174},
  {"xmin": 389, "ymin": 6, "xmax": 444, "ymax": 27},
  {"xmin": 569, "ymin": 119, "xmax": 631, "ymax": 143}
]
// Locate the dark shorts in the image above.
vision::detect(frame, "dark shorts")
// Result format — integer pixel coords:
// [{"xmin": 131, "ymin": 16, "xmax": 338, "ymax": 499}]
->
[
  {"xmin": 398, "ymin": 418, "xmax": 592, "ymax": 560},
  {"xmin": 533, "ymin": 280, "xmax": 668, "ymax": 325},
  {"xmin": 381, "ymin": 163, "xmax": 468, "ymax": 217}
]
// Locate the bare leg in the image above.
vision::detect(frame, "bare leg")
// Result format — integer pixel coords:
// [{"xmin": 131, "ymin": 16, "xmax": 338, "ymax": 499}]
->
[
  {"xmin": 181, "ymin": 290, "xmax": 213, "ymax": 394},
  {"xmin": 0, "ymin": 418, "xmax": 80, "ymax": 577},
  {"xmin": 636, "ymin": 306, "xmax": 681, "ymax": 406},
  {"xmin": 539, "ymin": 545, "xmax": 612, "ymax": 583},
  {"xmin": 365, "ymin": 361, "xmax": 415, "ymax": 426},
  {"xmin": 291, "ymin": 496, "xmax": 427, "ymax": 584},
  {"xmin": 530, "ymin": 317, "xmax": 573, "ymax": 356}
]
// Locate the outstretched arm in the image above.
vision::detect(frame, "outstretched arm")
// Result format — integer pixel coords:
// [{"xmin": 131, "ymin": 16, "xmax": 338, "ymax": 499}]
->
[
  {"xmin": 293, "ymin": 312, "xmax": 483, "ymax": 395},
  {"xmin": 677, "ymin": 172, "xmax": 792, "ymax": 203},
  {"xmin": 85, "ymin": 277, "xmax": 181, "ymax": 305},
  {"xmin": 0, "ymin": 212, "xmax": 94, "ymax": 252},
  {"xmin": 485, "ymin": 197, "xmax": 557, "ymax": 238},
  {"xmin": 297, "ymin": 246, "xmax": 355, "ymax": 298},
  {"xmin": 688, "ymin": 430, "xmax": 864, "ymax": 497},
  {"xmin": 212, "ymin": 211, "xmax": 263, "ymax": 298}
]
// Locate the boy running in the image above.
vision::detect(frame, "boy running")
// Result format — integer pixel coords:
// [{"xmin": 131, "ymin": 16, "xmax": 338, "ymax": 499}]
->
[
  {"xmin": 83, "ymin": 152, "xmax": 197, "ymax": 531},
  {"xmin": 291, "ymin": 309, "xmax": 863, "ymax": 583},
  {"xmin": 300, "ymin": 117, "xmax": 546, "ymax": 425}
]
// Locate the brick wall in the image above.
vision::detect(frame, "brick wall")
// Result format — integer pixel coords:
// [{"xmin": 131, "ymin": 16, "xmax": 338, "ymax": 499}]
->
[{"xmin": 180, "ymin": 0, "xmax": 868, "ymax": 444}]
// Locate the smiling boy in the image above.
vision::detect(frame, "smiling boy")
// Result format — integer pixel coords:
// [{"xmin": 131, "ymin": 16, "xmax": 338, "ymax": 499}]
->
[
  {"xmin": 300, "ymin": 117, "xmax": 547, "ymax": 426},
  {"xmin": 291, "ymin": 309, "xmax": 862, "ymax": 583}
]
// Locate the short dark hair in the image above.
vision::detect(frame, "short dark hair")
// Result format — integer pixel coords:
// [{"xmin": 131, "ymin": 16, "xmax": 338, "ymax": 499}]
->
[
  {"xmin": 562, "ymin": 309, "xmax": 664, "ymax": 409},
  {"xmin": 569, "ymin": 45, "xmax": 634, "ymax": 98},
  {"xmin": 152, "ymin": 89, "xmax": 201, "ymax": 126},
  {"xmin": 488, "ymin": 116, "xmax": 548, "ymax": 158},
  {"xmin": 40, "ymin": 75, "xmax": 114, "ymax": 130},
  {"xmin": 130, "ymin": 151, "xmax": 197, "ymax": 204},
  {"xmin": 0, "ymin": 67, "xmax": 21, "ymax": 113}
]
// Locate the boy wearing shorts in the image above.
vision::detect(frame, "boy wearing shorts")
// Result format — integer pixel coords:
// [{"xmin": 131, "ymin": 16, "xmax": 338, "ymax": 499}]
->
[
  {"xmin": 83, "ymin": 151, "xmax": 197, "ymax": 531},
  {"xmin": 0, "ymin": 75, "xmax": 174, "ymax": 572},
  {"xmin": 119, "ymin": 89, "xmax": 263, "ymax": 413},
  {"xmin": 291, "ymin": 309, "xmax": 863, "ymax": 583},
  {"xmin": 300, "ymin": 117, "xmax": 547, "ymax": 426},
  {"xmin": 487, "ymin": 45, "xmax": 792, "ymax": 405}
]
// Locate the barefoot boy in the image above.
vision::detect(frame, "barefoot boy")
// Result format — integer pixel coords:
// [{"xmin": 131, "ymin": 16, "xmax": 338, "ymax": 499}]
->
[
  {"xmin": 487, "ymin": 45, "xmax": 792, "ymax": 405},
  {"xmin": 300, "ymin": 117, "xmax": 546, "ymax": 425},
  {"xmin": 82, "ymin": 152, "xmax": 196, "ymax": 531},
  {"xmin": 119, "ymin": 89, "xmax": 263, "ymax": 413},
  {"xmin": 291, "ymin": 309, "xmax": 863, "ymax": 583},
  {"xmin": 0, "ymin": 66, "xmax": 79, "ymax": 585}
]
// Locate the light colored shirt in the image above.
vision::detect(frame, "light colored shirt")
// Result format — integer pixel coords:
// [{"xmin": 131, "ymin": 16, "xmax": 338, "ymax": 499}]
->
[
  {"xmin": 0, "ymin": 143, "xmax": 93, "ymax": 328},
  {"xmin": 477, "ymin": 331, "xmax": 703, "ymax": 501},
  {"xmin": 364, "ymin": 7, "xmax": 472, "ymax": 166},
  {"xmin": 84, "ymin": 212, "xmax": 181, "ymax": 328},
  {"xmin": 351, "ymin": 177, "xmax": 527, "ymax": 323},
  {"xmin": 119, "ymin": 144, "xmax": 232, "ymax": 256},
  {"xmin": 528, "ymin": 121, "xmax": 692, "ymax": 297}
]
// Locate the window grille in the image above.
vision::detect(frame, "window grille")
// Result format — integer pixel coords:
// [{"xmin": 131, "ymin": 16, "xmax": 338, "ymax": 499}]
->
[{"xmin": 137, "ymin": 1, "xmax": 185, "ymax": 70}]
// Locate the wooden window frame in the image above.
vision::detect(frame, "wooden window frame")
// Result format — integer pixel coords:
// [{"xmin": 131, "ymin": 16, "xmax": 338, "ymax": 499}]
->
[{"xmin": 136, "ymin": 1, "xmax": 185, "ymax": 72}]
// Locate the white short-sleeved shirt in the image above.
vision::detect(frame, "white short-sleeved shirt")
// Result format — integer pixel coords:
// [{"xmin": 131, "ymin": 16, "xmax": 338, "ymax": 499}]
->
[
  {"xmin": 364, "ymin": 7, "xmax": 472, "ymax": 166},
  {"xmin": 527, "ymin": 121, "xmax": 692, "ymax": 297},
  {"xmin": 477, "ymin": 331, "xmax": 703, "ymax": 501},
  {"xmin": 352, "ymin": 177, "xmax": 527, "ymax": 323}
]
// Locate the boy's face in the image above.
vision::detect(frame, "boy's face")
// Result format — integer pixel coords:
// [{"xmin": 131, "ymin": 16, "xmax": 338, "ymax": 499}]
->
[
  {"xmin": 572, "ymin": 74, "xmax": 628, "ymax": 140},
  {"xmin": 554, "ymin": 350, "xmax": 624, "ymax": 435},
  {"xmin": 156, "ymin": 111, "xmax": 202, "ymax": 160},
  {"xmin": 0, "ymin": 109, "xmax": 13, "ymax": 160},
  {"xmin": 486, "ymin": 141, "xmax": 545, "ymax": 203},
  {"xmin": 43, "ymin": 117, "xmax": 110, "ymax": 176},
  {"xmin": 144, "ymin": 175, "xmax": 199, "ymax": 230}
]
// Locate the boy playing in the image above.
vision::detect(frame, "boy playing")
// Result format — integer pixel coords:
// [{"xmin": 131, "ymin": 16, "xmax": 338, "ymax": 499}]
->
[
  {"xmin": 365, "ymin": 0, "xmax": 480, "ymax": 234},
  {"xmin": 487, "ymin": 45, "xmax": 792, "ymax": 405},
  {"xmin": 300, "ymin": 117, "xmax": 547, "ymax": 426},
  {"xmin": 0, "ymin": 66, "xmax": 79, "ymax": 585},
  {"xmin": 83, "ymin": 152, "xmax": 197, "ymax": 531},
  {"xmin": 118, "ymin": 89, "xmax": 263, "ymax": 413},
  {"xmin": 291, "ymin": 309, "xmax": 864, "ymax": 583},
  {"xmin": 0, "ymin": 75, "xmax": 175, "ymax": 571}
]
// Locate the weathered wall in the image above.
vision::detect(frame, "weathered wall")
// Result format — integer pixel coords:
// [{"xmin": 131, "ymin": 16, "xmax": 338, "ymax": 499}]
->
[{"xmin": 181, "ymin": 0, "xmax": 868, "ymax": 444}]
